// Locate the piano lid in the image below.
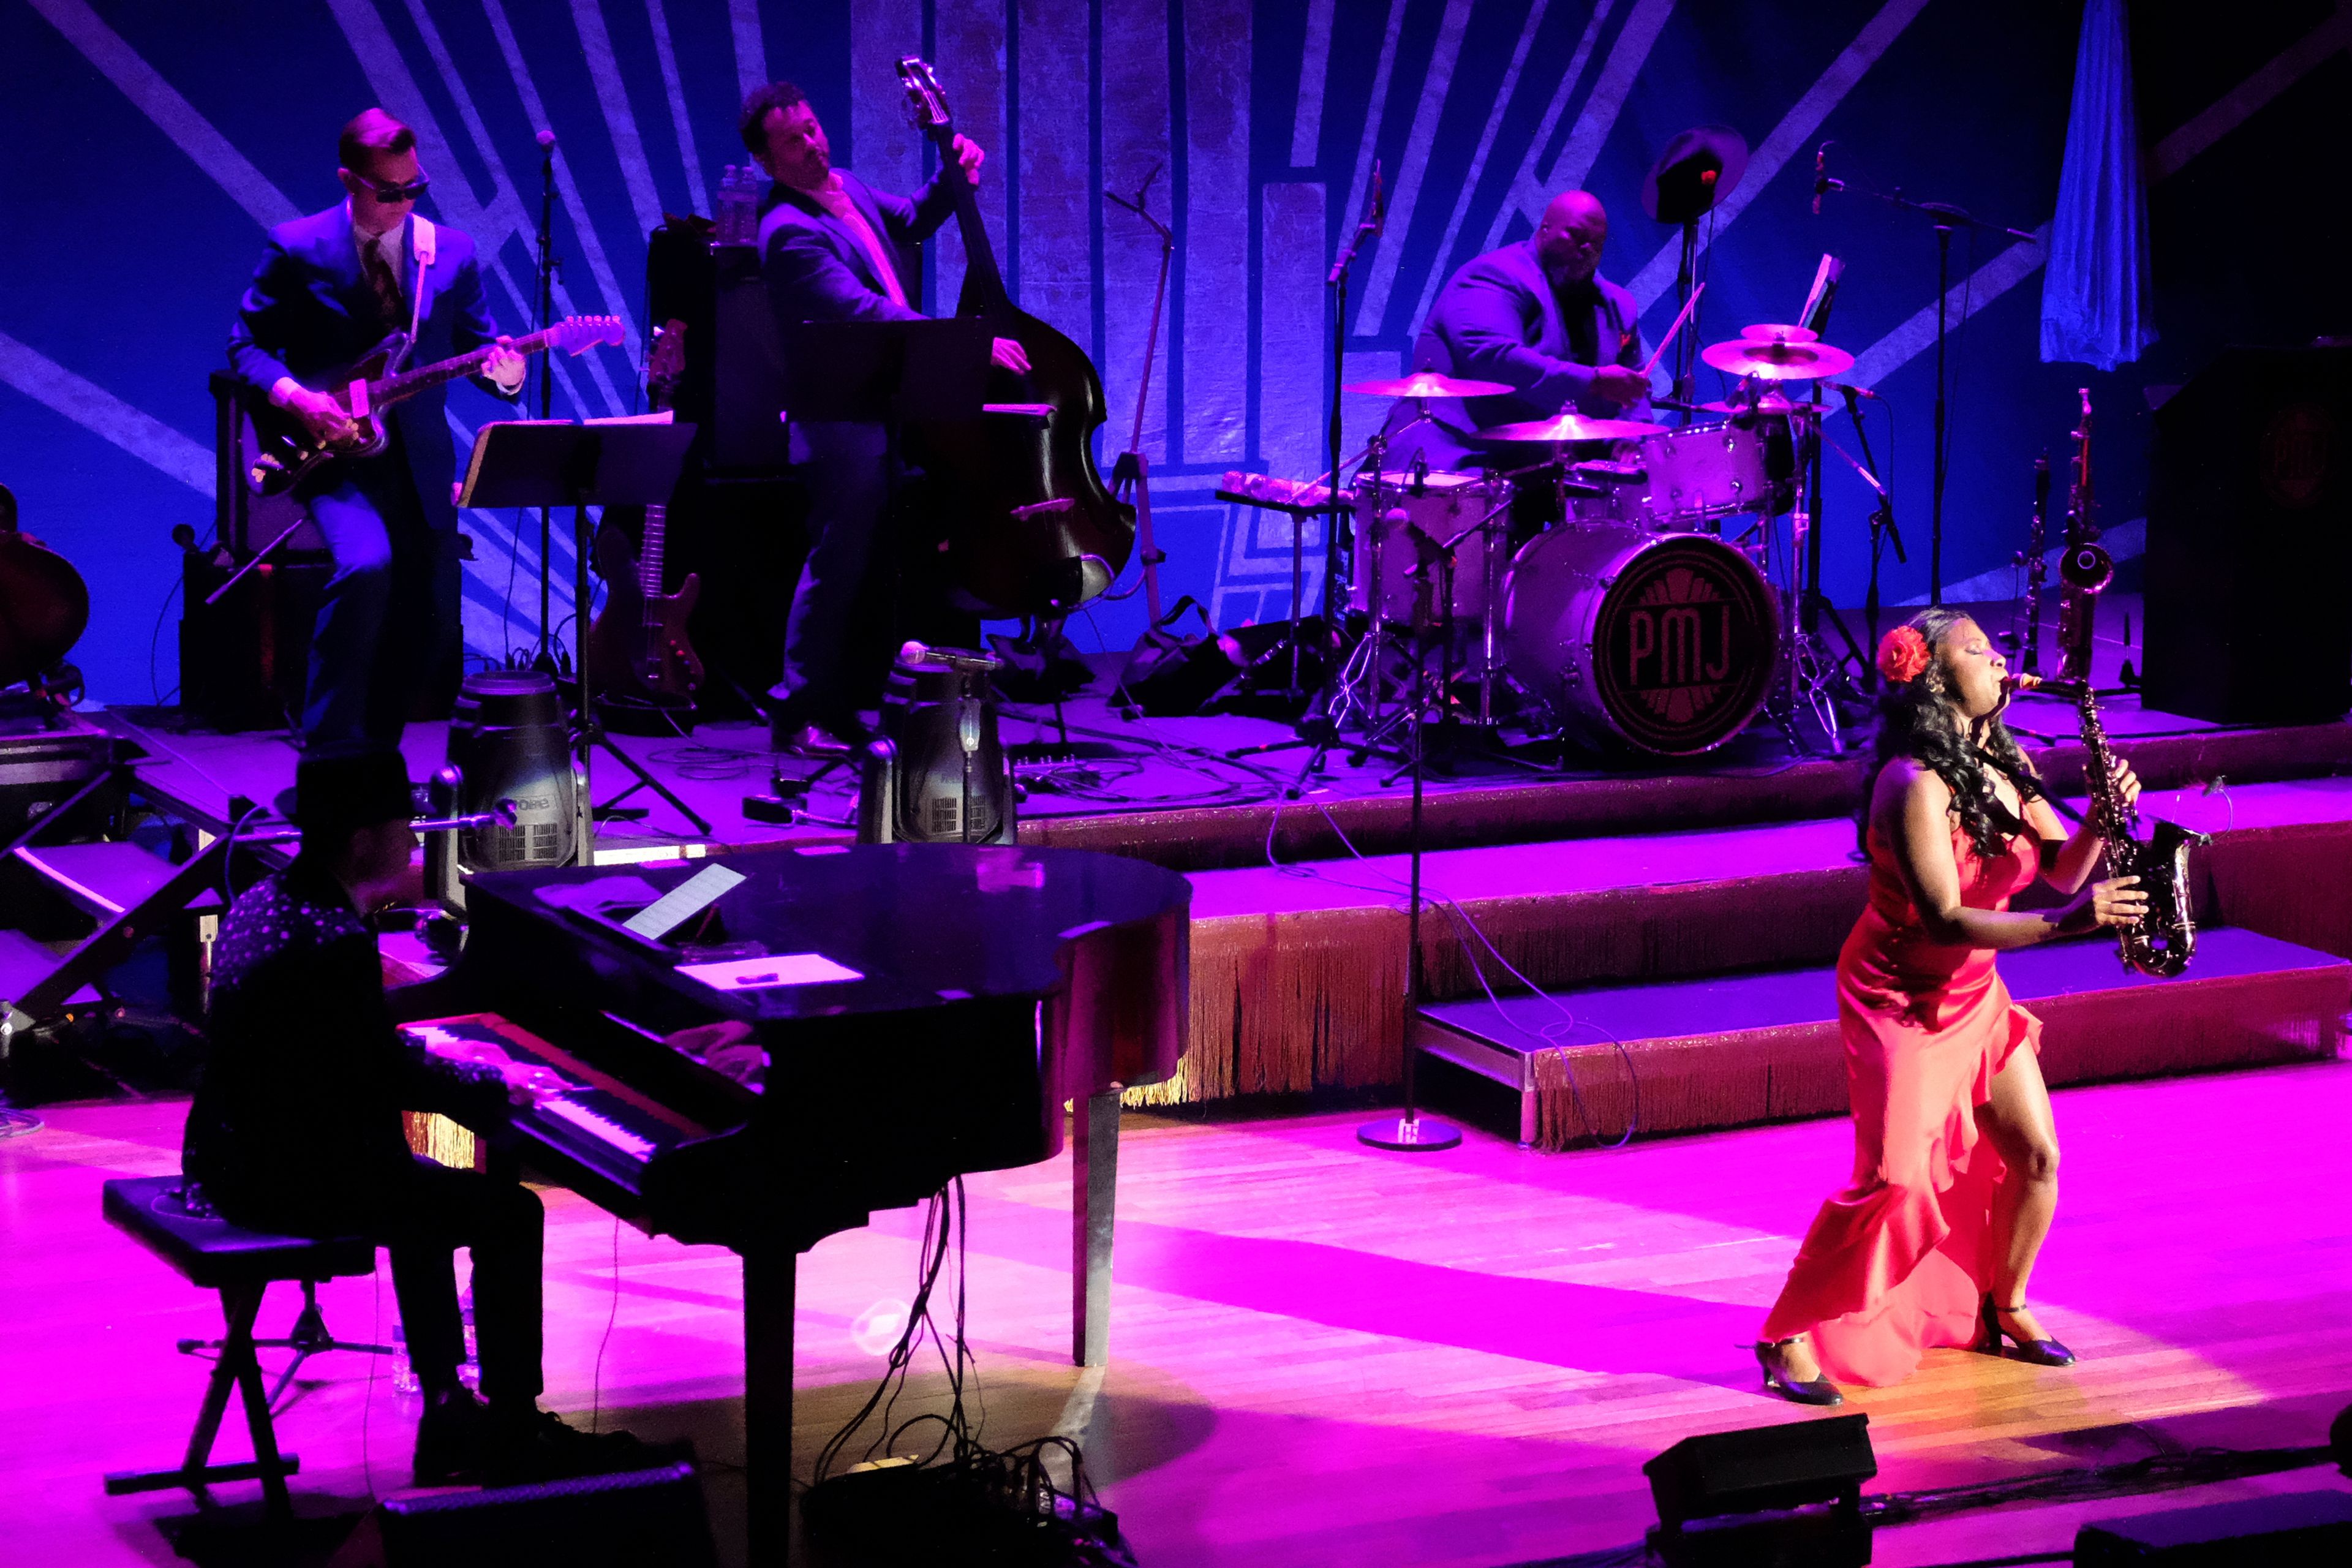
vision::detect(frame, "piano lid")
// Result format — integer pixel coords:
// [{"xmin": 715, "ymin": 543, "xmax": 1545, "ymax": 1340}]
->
[{"xmin": 463, "ymin": 842, "xmax": 1192, "ymax": 1024}]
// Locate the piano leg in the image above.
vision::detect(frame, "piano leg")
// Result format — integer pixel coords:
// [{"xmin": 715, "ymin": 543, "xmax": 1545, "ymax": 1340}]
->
[
  {"xmin": 743, "ymin": 1243, "xmax": 795, "ymax": 1566},
  {"xmin": 1072, "ymin": 1088, "xmax": 1120, "ymax": 1368}
]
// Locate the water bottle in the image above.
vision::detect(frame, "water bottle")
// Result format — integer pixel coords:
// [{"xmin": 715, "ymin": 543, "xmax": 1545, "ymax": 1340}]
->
[
  {"xmin": 458, "ymin": 1286, "xmax": 479, "ymax": 1390},
  {"xmin": 391, "ymin": 1323, "xmax": 420, "ymax": 1395},
  {"xmin": 718, "ymin": 165, "xmax": 744, "ymax": 243}
]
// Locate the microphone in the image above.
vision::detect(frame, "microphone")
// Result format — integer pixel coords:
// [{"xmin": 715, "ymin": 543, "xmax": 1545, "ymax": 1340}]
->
[
  {"xmin": 1812, "ymin": 140, "xmax": 1831, "ymax": 216},
  {"xmin": 1826, "ymin": 379, "xmax": 1881, "ymax": 402}
]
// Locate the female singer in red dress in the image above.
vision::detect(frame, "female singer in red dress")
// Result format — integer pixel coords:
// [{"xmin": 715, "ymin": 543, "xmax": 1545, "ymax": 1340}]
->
[{"xmin": 1754, "ymin": 609, "xmax": 2146, "ymax": 1403}]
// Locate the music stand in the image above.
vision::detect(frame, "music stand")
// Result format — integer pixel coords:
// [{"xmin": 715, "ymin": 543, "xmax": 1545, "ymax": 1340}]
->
[
  {"xmin": 459, "ymin": 418, "xmax": 709, "ymax": 861},
  {"xmin": 777, "ymin": 319, "xmax": 992, "ymax": 421}
]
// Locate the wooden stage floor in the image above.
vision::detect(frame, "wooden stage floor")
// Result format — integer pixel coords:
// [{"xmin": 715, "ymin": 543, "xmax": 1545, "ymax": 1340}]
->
[{"xmin": 9, "ymin": 1061, "xmax": 2351, "ymax": 1566}]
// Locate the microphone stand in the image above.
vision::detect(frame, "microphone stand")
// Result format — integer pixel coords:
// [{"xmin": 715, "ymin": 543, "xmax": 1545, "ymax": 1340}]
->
[
  {"xmin": 1358, "ymin": 631, "xmax": 1460, "ymax": 1155},
  {"xmin": 1836, "ymin": 385, "xmax": 1905, "ymax": 680},
  {"xmin": 1819, "ymin": 179, "xmax": 2033, "ymax": 608},
  {"xmin": 1104, "ymin": 173, "xmax": 1172, "ymax": 625},
  {"xmin": 529, "ymin": 132, "xmax": 562, "ymax": 676}
]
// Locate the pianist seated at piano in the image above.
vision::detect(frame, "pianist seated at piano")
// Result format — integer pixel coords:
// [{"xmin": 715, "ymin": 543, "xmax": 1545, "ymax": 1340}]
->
[{"xmin": 181, "ymin": 744, "xmax": 668, "ymax": 1487}]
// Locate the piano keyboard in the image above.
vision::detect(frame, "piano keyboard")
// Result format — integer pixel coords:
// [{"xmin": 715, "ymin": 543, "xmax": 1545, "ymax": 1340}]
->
[
  {"xmin": 402, "ymin": 1016, "xmax": 702, "ymax": 1196},
  {"xmin": 539, "ymin": 1095, "xmax": 657, "ymax": 1161}
]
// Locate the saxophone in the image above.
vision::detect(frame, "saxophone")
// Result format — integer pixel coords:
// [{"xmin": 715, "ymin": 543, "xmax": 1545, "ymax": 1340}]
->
[
  {"xmin": 2057, "ymin": 677, "xmax": 2208, "ymax": 976},
  {"xmin": 2054, "ymin": 388, "xmax": 2111, "ymax": 684}
]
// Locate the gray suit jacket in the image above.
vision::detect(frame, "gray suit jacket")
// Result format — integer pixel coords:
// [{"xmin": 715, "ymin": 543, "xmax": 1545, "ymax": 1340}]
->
[
  {"xmin": 1385, "ymin": 239, "xmax": 1651, "ymax": 470},
  {"xmin": 758, "ymin": 168, "xmax": 959, "ymax": 326}
]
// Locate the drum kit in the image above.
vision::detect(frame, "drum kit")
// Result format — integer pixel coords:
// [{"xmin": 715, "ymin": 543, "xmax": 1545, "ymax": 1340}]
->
[{"xmin": 1331, "ymin": 320, "xmax": 1862, "ymax": 758}]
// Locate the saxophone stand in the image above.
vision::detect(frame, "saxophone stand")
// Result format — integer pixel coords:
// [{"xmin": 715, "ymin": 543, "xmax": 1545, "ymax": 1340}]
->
[
  {"xmin": 457, "ymin": 418, "xmax": 710, "ymax": 859},
  {"xmin": 1359, "ymin": 636, "xmax": 1461, "ymax": 1154}
]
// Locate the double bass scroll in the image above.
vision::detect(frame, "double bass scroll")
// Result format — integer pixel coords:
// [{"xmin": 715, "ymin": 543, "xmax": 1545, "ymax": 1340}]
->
[{"xmin": 895, "ymin": 57, "xmax": 1136, "ymax": 622}]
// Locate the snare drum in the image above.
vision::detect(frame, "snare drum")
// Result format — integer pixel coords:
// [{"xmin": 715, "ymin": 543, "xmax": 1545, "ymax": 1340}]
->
[
  {"xmin": 1640, "ymin": 416, "xmax": 1794, "ymax": 526},
  {"xmin": 1349, "ymin": 470, "xmax": 1514, "ymax": 624}
]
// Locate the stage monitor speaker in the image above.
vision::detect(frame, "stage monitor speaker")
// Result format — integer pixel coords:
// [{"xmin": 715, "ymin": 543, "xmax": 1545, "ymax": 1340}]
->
[
  {"xmin": 2075, "ymin": 1490, "xmax": 2352, "ymax": 1563},
  {"xmin": 1642, "ymin": 1412, "xmax": 1875, "ymax": 1530},
  {"xmin": 330, "ymin": 1462, "xmax": 717, "ymax": 1568},
  {"xmin": 2143, "ymin": 345, "xmax": 2351, "ymax": 725}
]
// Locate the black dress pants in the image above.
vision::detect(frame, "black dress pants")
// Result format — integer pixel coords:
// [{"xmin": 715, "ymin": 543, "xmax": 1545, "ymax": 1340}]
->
[{"xmin": 366, "ymin": 1157, "xmax": 545, "ymax": 1406}]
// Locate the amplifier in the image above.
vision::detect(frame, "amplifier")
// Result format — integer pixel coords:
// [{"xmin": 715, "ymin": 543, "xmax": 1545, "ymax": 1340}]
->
[{"xmin": 177, "ymin": 548, "xmax": 330, "ymax": 733}]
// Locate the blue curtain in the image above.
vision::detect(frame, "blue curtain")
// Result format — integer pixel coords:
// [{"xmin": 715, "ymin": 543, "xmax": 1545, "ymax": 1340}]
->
[{"xmin": 2040, "ymin": 0, "xmax": 2157, "ymax": 369}]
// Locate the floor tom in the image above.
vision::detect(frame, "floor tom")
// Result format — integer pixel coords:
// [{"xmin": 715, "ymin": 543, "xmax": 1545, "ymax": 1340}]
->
[{"xmin": 1349, "ymin": 471, "xmax": 1514, "ymax": 625}]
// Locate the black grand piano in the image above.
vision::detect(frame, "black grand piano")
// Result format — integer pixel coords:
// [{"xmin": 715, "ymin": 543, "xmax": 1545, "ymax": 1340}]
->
[{"xmin": 402, "ymin": 842, "xmax": 1188, "ymax": 1559}]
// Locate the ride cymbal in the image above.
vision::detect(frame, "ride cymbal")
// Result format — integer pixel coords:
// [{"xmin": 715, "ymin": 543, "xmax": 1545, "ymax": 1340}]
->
[
  {"xmin": 1343, "ymin": 369, "xmax": 1515, "ymax": 399},
  {"xmin": 1478, "ymin": 413, "xmax": 1665, "ymax": 444},
  {"xmin": 1698, "ymin": 337, "xmax": 1855, "ymax": 380}
]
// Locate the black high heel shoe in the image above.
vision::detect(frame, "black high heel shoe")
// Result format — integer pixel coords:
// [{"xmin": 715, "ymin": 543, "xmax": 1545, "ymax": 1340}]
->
[
  {"xmin": 1977, "ymin": 1294, "xmax": 2076, "ymax": 1366},
  {"xmin": 1754, "ymin": 1336, "xmax": 1844, "ymax": 1406}
]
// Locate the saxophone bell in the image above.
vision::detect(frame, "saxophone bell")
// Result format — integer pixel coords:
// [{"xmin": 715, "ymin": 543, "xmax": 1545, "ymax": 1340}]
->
[{"xmin": 2060, "ymin": 540, "xmax": 2113, "ymax": 594}]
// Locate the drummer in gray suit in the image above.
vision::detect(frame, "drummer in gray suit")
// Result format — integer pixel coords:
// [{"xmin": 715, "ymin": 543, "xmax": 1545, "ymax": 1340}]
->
[{"xmin": 1383, "ymin": 191, "xmax": 1653, "ymax": 473}]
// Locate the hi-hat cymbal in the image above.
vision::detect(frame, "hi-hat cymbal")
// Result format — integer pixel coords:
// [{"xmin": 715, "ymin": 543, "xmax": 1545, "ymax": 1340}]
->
[
  {"xmin": 1698, "ymin": 394, "xmax": 1800, "ymax": 415},
  {"xmin": 1478, "ymin": 413, "xmax": 1665, "ymax": 444},
  {"xmin": 1699, "ymin": 337, "xmax": 1855, "ymax": 380},
  {"xmin": 1343, "ymin": 369, "xmax": 1515, "ymax": 399},
  {"xmin": 1740, "ymin": 322, "xmax": 1818, "ymax": 344}
]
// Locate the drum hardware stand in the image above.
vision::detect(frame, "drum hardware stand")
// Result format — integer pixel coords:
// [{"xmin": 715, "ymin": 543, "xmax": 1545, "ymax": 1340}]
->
[{"xmin": 1818, "ymin": 178, "xmax": 2034, "ymax": 605}]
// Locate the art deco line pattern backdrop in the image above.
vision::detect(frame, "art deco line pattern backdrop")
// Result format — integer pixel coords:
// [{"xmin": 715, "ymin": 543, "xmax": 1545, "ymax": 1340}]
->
[{"xmin": 1, "ymin": 1, "xmax": 2339, "ymax": 703}]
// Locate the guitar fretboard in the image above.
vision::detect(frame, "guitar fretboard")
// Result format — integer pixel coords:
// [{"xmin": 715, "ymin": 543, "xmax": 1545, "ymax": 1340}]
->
[{"xmin": 371, "ymin": 324, "xmax": 569, "ymax": 404}]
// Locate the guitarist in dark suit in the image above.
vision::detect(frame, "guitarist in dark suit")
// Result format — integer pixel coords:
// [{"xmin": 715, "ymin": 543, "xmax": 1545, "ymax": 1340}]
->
[
  {"xmin": 742, "ymin": 80, "xmax": 1027, "ymax": 755},
  {"xmin": 228, "ymin": 108, "xmax": 526, "ymax": 747}
]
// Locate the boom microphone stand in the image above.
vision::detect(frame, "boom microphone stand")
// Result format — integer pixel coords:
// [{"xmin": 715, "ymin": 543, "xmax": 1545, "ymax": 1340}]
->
[
  {"xmin": 1817, "ymin": 161, "xmax": 2034, "ymax": 607},
  {"xmin": 529, "ymin": 129, "xmax": 562, "ymax": 674}
]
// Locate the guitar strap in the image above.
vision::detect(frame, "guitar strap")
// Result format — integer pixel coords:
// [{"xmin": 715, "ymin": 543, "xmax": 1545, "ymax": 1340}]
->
[{"xmin": 401, "ymin": 216, "xmax": 439, "ymax": 365}]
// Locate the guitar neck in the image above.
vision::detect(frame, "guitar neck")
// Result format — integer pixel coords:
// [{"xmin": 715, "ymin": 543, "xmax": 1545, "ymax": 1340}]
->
[
  {"xmin": 372, "ymin": 326, "xmax": 560, "ymax": 405},
  {"xmin": 927, "ymin": 128, "xmax": 1009, "ymax": 312},
  {"xmin": 639, "ymin": 505, "xmax": 667, "ymax": 595}
]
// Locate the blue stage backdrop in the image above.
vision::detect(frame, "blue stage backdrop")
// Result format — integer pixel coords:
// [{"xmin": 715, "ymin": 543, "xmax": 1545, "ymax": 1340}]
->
[{"xmin": 1, "ymin": 1, "xmax": 2339, "ymax": 704}]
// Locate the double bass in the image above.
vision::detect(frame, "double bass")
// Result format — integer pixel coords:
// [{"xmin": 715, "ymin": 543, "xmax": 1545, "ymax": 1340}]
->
[{"xmin": 895, "ymin": 58, "xmax": 1136, "ymax": 620}]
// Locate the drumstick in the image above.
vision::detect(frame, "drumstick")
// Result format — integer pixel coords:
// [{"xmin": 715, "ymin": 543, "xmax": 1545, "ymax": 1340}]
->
[{"xmin": 1640, "ymin": 281, "xmax": 1706, "ymax": 377}]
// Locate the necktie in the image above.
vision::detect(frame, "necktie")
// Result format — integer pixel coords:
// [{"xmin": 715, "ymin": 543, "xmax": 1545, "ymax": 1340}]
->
[
  {"xmin": 814, "ymin": 186, "xmax": 908, "ymax": 307},
  {"xmin": 363, "ymin": 237, "xmax": 405, "ymax": 330}
]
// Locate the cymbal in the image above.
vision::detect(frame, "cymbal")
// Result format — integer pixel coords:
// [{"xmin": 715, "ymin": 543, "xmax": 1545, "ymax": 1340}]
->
[
  {"xmin": 1699, "ymin": 337, "xmax": 1855, "ymax": 380},
  {"xmin": 1343, "ymin": 369, "xmax": 1514, "ymax": 399},
  {"xmin": 1478, "ymin": 413, "xmax": 1665, "ymax": 444},
  {"xmin": 1739, "ymin": 322, "xmax": 1818, "ymax": 344}
]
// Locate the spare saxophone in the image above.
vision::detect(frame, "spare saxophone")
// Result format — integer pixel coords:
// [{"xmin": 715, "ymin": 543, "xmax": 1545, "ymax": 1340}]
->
[
  {"xmin": 2026, "ymin": 676, "xmax": 2207, "ymax": 976},
  {"xmin": 2054, "ymin": 388, "xmax": 2111, "ymax": 684}
]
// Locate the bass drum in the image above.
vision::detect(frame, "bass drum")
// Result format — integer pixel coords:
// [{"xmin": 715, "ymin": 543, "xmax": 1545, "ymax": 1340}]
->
[{"xmin": 1502, "ymin": 526, "xmax": 1779, "ymax": 756}]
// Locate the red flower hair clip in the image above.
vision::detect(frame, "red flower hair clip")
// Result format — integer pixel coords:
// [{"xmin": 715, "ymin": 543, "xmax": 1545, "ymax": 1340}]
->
[{"xmin": 1876, "ymin": 625, "xmax": 1932, "ymax": 685}]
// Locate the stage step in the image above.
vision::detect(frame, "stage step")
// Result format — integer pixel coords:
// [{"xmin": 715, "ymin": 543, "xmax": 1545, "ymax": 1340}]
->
[
  {"xmin": 1160, "ymin": 777, "xmax": 2352, "ymax": 1107},
  {"xmin": 1411, "ymin": 927, "xmax": 2352, "ymax": 1149},
  {"xmin": 10, "ymin": 840, "xmax": 184, "ymax": 919}
]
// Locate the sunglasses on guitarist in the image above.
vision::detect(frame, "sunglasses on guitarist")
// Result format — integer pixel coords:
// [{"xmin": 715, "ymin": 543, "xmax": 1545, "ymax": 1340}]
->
[{"xmin": 351, "ymin": 172, "xmax": 432, "ymax": 203}]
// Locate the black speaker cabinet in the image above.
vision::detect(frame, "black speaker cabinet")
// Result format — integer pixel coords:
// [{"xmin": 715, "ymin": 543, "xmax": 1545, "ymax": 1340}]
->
[
  {"xmin": 2075, "ymin": 1490, "xmax": 2352, "ymax": 1563},
  {"xmin": 645, "ymin": 225, "xmax": 791, "ymax": 474},
  {"xmin": 2144, "ymin": 345, "xmax": 2351, "ymax": 724},
  {"xmin": 332, "ymin": 1462, "xmax": 717, "ymax": 1567},
  {"xmin": 178, "ymin": 549, "xmax": 330, "ymax": 733},
  {"xmin": 1643, "ymin": 1412, "xmax": 1876, "ymax": 1529}
]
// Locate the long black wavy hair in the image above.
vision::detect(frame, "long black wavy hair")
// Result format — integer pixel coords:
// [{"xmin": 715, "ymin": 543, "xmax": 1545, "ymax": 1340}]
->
[{"xmin": 1860, "ymin": 607, "xmax": 2037, "ymax": 862}]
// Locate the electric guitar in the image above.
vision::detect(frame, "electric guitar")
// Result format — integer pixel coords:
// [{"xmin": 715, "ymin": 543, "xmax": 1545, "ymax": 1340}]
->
[
  {"xmin": 244, "ymin": 314, "xmax": 625, "ymax": 496},
  {"xmin": 587, "ymin": 319, "xmax": 702, "ymax": 708}
]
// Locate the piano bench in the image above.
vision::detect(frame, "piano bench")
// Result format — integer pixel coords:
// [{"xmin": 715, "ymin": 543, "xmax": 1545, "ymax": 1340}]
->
[{"xmin": 100, "ymin": 1176, "xmax": 379, "ymax": 1518}]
